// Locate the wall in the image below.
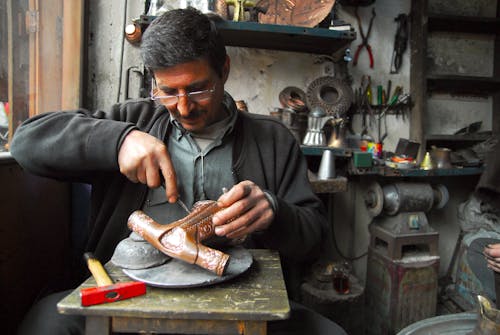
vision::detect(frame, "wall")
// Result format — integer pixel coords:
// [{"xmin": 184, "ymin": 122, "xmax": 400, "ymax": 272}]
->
[{"xmin": 426, "ymin": 0, "xmax": 496, "ymax": 135}]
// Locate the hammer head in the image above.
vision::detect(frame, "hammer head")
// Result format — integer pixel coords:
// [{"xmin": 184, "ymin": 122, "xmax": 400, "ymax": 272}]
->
[{"xmin": 80, "ymin": 281, "xmax": 146, "ymax": 306}]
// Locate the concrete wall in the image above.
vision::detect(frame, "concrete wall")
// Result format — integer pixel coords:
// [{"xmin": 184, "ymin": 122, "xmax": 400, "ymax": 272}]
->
[{"xmin": 84, "ymin": 0, "xmax": 496, "ymax": 283}]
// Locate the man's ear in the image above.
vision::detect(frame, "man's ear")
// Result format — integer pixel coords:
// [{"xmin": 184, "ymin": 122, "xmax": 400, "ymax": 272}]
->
[{"xmin": 222, "ymin": 56, "xmax": 230, "ymax": 84}]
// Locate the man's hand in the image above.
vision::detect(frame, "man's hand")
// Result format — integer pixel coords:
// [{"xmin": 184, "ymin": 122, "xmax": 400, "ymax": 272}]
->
[
  {"xmin": 118, "ymin": 130, "xmax": 178, "ymax": 202},
  {"xmin": 484, "ymin": 243, "xmax": 500, "ymax": 273},
  {"xmin": 212, "ymin": 181, "xmax": 275, "ymax": 239}
]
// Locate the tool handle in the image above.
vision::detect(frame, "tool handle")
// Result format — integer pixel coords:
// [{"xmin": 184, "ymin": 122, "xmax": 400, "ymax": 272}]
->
[
  {"xmin": 84, "ymin": 252, "xmax": 113, "ymax": 287},
  {"xmin": 495, "ymin": 271, "xmax": 500, "ymax": 306}
]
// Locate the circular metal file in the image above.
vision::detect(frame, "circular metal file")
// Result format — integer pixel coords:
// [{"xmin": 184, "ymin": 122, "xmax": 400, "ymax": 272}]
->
[{"xmin": 306, "ymin": 76, "xmax": 353, "ymax": 117}]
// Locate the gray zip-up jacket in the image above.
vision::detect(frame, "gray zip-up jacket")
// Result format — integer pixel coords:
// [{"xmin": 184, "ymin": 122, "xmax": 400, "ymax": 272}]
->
[{"xmin": 10, "ymin": 94, "xmax": 331, "ymax": 297}]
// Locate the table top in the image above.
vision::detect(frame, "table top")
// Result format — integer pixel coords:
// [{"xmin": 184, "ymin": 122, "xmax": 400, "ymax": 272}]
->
[{"xmin": 57, "ymin": 249, "xmax": 290, "ymax": 322}]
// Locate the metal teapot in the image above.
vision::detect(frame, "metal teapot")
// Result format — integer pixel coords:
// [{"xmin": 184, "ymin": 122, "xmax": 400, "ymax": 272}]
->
[{"xmin": 302, "ymin": 106, "xmax": 335, "ymax": 146}]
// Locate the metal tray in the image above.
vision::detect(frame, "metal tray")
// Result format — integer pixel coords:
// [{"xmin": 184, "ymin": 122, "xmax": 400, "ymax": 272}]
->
[{"xmin": 123, "ymin": 246, "xmax": 253, "ymax": 288}]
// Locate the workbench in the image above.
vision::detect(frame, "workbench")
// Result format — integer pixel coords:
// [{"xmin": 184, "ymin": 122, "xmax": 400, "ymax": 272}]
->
[{"xmin": 57, "ymin": 249, "xmax": 290, "ymax": 335}]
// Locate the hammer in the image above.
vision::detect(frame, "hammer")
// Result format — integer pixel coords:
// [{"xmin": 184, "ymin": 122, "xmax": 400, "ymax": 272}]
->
[{"xmin": 80, "ymin": 252, "xmax": 146, "ymax": 306}]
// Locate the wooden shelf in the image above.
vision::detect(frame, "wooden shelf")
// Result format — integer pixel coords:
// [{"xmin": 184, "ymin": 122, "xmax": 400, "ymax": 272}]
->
[
  {"xmin": 137, "ymin": 16, "xmax": 356, "ymax": 55},
  {"xmin": 427, "ymin": 74, "xmax": 500, "ymax": 95},
  {"xmin": 425, "ymin": 133, "xmax": 492, "ymax": 150},
  {"xmin": 301, "ymin": 146, "xmax": 350, "ymax": 157},
  {"xmin": 310, "ymin": 176, "xmax": 348, "ymax": 193},
  {"xmin": 215, "ymin": 20, "xmax": 356, "ymax": 55},
  {"xmin": 428, "ymin": 14, "xmax": 500, "ymax": 35}
]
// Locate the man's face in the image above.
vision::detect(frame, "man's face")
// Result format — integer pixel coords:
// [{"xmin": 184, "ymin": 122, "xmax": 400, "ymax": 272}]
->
[{"xmin": 153, "ymin": 57, "xmax": 229, "ymax": 133}]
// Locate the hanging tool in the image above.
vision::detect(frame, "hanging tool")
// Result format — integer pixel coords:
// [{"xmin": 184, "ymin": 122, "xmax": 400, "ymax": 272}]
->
[
  {"xmin": 353, "ymin": 7, "xmax": 376, "ymax": 68},
  {"xmin": 359, "ymin": 75, "xmax": 374, "ymax": 136},
  {"xmin": 390, "ymin": 13, "xmax": 409, "ymax": 74},
  {"xmin": 80, "ymin": 253, "xmax": 146, "ymax": 306}
]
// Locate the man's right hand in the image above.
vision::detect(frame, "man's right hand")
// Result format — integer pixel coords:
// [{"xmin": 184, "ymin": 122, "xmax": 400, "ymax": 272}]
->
[
  {"xmin": 484, "ymin": 243, "xmax": 500, "ymax": 273},
  {"xmin": 118, "ymin": 130, "xmax": 178, "ymax": 203}
]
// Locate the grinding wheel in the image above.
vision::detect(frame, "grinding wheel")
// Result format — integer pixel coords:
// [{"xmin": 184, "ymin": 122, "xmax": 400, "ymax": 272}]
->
[
  {"xmin": 433, "ymin": 184, "xmax": 449, "ymax": 209},
  {"xmin": 306, "ymin": 76, "xmax": 353, "ymax": 116},
  {"xmin": 365, "ymin": 181, "xmax": 383, "ymax": 217}
]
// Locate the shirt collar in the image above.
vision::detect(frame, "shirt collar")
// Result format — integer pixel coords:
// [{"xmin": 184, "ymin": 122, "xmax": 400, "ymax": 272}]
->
[{"xmin": 169, "ymin": 92, "xmax": 238, "ymax": 142}]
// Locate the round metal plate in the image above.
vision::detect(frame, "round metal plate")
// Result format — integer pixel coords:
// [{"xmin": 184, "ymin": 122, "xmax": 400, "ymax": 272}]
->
[
  {"xmin": 306, "ymin": 76, "xmax": 353, "ymax": 116},
  {"xmin": 123, "ymin": 246, "xmax": 253, "ymax": 288}
]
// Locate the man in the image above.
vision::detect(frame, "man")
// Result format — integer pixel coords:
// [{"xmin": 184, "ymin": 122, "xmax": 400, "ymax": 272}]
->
[{"xmin": 11, "ymin": 7, "xmax": 345, "ymax": 335}]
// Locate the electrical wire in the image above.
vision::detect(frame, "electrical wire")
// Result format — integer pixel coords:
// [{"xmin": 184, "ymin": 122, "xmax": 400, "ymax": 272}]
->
[{"xmin": 116, "ymin": 0, "xmax": 129, "ymax": 103}]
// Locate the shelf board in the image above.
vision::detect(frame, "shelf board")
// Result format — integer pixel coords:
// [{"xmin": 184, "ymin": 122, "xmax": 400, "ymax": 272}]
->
[
  {"xmin": 425, "ymin": 133, "xmax": 492, "ymax": 150},
  {"xmin": 301, "ymin": 146, "xmax": 349, "ymax": 157},
  {"xmin": 215, "ymin": 21, "xmax": 356, "ymax": 55},
  {"xmin": 428, "ymin": 14, "xmax": 500, "ymax": 35},
  {"xmin": 425, "ymin": 134, "xmax": 492, "ymax": 142},
  {"xmin": 427, "ymin": 75, "xmax": 500, "ymax": 95},
  {"xmin": 136, "ymin": 16, "xmax": 356, "ymax": 55}
]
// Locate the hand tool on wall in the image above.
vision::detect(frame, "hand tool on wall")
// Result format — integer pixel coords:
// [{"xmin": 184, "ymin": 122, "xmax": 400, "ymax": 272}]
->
[
  {"xmin": 496, "ymin": 271, "xmax": 500, "ymax": 305},
  {"xmin": 390, "ymin": 13, "xmax": 409, "ymax": 74},
  {"xmin": 353, "ymin": 7, "xmax": 376, "ymax": 68},
  {"xmin": 80, "ymin": 253, "xmax": 146, "ymax": 306}
]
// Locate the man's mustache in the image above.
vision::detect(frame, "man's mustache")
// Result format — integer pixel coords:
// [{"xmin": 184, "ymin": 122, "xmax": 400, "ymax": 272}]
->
[{"xmin": 171, "ymin": 109, "xmax": 204, "ymax": 119}]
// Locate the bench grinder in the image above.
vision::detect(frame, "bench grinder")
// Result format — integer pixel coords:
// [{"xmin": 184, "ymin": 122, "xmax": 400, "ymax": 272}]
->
[{"xmin": 363, "ymin": 181, "xmax": 449, "ymax": 335}]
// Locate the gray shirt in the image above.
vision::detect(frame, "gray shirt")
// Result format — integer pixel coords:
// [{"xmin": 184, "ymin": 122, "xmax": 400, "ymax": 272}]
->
[{"xmin": 142, "ymin": 107, "xmax": 237, "ymax": 224}]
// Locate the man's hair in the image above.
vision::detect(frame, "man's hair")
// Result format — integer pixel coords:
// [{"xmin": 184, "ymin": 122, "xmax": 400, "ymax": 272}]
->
[{"xmin": 141, "ymin": 7, "xmax": 227, "ymax": 78}]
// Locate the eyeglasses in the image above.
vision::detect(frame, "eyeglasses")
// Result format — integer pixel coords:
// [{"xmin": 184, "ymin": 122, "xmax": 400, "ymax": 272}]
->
[{"xmin": 150, "ymin": 79, "xmax": 216, "ymax": 106}]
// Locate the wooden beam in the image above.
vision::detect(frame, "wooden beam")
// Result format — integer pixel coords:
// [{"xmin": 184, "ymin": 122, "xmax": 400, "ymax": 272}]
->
[
  {"xmin": 493, "ymin": 1, "xmax": 500, "ymax": 135},
  {"xmin": 409, "ymin": 0, "xmax": 427, "ymax": 160},
  {"xmin": 7, "ymin": 0, "xmax": 13, "ymax": 143},
  {"xmin": 28, "ymin": 0, "xmax": 38, "ymax": 117},
  {"xmin": 61, "ymin": 0, "xmax": 83, "ymax": 110}
]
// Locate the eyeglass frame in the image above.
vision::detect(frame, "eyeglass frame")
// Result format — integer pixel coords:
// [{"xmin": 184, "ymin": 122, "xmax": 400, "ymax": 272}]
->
[{"xmin": 150, "ymin": 79, "xmax": 216, "ymax": 106}]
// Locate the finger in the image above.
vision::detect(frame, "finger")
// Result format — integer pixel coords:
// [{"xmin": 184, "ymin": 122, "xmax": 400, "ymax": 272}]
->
[
  {"xmin": 215, "ymin": 213, "xmax": 255, "ymax": 236},
  {"xmin": 487, "ymin": 262, "xmax": 500, "ymax": 273},
  {"xmin": 218, "ymin": 182, "xmax": 253, "ymax": 207},
  {"xmin": 136, "ymin": 164, "xmax": 147, "ymax": 185},
  {"xmin": 486, "ymin": 244, "xmax": 500, "ymax": 258},
  {"xmin": 215, "ymin": 201, "xmax": 273, "ymax": 237},
  {"xmin": 158, "ymin": 152, "xmax": 178, "ymax": 203},
  {"xmin": 213, "ymin": 197, "xmax": 254, "ymax": 227},
  {"xmin": 145, "ymin": 164, "xmax": 161, "ymax": 188}
]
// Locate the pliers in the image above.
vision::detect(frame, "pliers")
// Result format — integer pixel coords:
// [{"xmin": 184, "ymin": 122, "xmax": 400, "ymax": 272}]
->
[{"xmin": 353, "ymin": 7, "xmax": 376, "ymax": 68}]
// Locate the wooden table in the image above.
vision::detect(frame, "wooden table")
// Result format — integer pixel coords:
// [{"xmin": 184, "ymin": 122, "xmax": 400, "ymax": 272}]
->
[{"xmin": 57, "ymin": 249, "xmax": 290, "ymax": 335}]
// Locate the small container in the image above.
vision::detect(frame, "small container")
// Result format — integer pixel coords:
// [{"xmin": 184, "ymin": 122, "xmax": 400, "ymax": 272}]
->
[{"xmin": 332, "ymin": 262, "xmax": 351, "ymax": 294}]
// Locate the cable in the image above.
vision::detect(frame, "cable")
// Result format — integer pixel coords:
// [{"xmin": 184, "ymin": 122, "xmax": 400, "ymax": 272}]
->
[{"xmin": 116, "ymin": 0, "xmax": 129, "ymax": 103}]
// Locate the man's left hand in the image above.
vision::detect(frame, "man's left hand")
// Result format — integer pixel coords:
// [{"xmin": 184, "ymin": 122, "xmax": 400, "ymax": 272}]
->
[{"xmin": 212, "ymin": 181, "xmax": 274, "ymax": 239}]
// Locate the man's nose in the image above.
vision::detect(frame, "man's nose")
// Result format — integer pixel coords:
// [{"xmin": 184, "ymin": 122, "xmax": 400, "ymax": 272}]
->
[{"xmin": 176, "ymin": 95, "xmax": 193, "ymax": 117}]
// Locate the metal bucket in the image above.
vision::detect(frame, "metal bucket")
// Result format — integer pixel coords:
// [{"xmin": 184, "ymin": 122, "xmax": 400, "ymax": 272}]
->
[{"xmin": 396, "ymin": 313, "xmax": 477, "ymax": 335}]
